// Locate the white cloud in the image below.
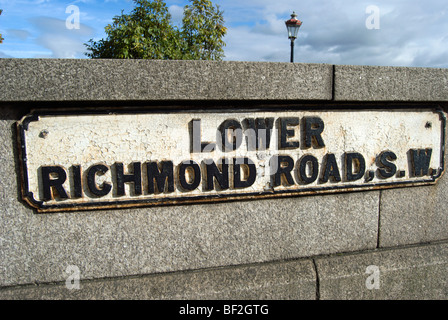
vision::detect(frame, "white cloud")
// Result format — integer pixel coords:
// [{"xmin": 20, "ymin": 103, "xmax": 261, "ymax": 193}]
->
[
  {"xmin": 1, "ymin": 49, "xmax": 50, "ymax": 58},
  {"xmin": 6, "ymin": 29, "xmax": 31, "ymax": 40},
  {"xmin": 1, "ymin": 0, "xmax": 447, "ymax": 67},
  {"xmin": 0, "ymin": 51, "xmax": 13, "ymax": 58},
  {"xmin": 29, "ymin": 16, "xmax": 94, "ymax": 58},
  {"xmin": 217, "ymin": 0, "xmax": 448, "ymax": 67},
  {"xmin": 37, "ymin": 34, "xmax": 87, "ymax": 58},
  {"xmin": 168, "ymin": 4, "xmax": 184, "ymax": 28}
]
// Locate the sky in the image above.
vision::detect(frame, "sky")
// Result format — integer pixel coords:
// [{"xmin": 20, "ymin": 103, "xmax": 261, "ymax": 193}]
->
[{"xmin": 0, "ymin": 0, "xmax": 447, "ymax": 67}]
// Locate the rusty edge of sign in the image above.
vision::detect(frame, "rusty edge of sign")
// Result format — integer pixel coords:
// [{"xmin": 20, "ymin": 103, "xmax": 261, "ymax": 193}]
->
[{"xmin": 15, "ymin": 108, "xmax": 447, "ymax": 214}]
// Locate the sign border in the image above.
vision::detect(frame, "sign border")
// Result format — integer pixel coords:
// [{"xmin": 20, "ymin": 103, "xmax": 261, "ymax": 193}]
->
[{"xmin": 17, "ymin": 107, "xmax": 446, "ymax": 213}]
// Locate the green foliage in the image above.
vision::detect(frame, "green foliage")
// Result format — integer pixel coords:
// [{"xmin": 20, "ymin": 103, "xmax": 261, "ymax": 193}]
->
[
  {"xmin": 181, "ymin": 0, "xmax": 226, "ymax": 60},
  {"xmin": 85, "ymin": 0, "xmax": 226, "ymax": 60},
  {"xmin": 85, "ymin": 0, "xmax": 177, "ymax": 59}
]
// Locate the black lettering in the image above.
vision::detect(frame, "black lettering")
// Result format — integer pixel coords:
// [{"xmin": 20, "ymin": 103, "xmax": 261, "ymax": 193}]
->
[
  {"xmin": 409, "ymin": 148, "xmax": 432, "ymax": 177},
  {"xmin": 320, "ymin": 154, "xmax": 341, "ymax": 183},
  {"xmin": 203, "ymin": 159, "xmax": 229, "ymax": 191},
  {"xmin": 298, "ymin": 155, "xmax": 319, "ymax": 184},
  {"xmin": 242, "ymin": 118, "xmax": 274, "ymax": 151},
  {"xmin": 271, "ymin": 155, "xmax": 295, "ymax": 187},
  {"xmin": 115, "ymin": 162, "xmax": 142, "ymax": 196},
  {"xmin": 218, "ymin": 119, "xmax": 243, "ymax": 152},
  {"xmin": 365, "ymin": 170, "xmax": 375, "ymax": 182},
  {"xmin": 278, "ymin": 117, "xmax": 300, "ymax": 149},
  {"xmin": 376, "ymin": 151, "xmax": 397, "ymax": 179},
  {"xmin": 233, "ymin": 158, "xmax": 257, "ymax": 189},
  {"xmin": 87, "ymin": 164, "xmax": 112, "ymax": 197},
  {"xmin": 302, "ymin": 117, "xmax": 325, "ymax": 149},
  {"xmin": 71, "ymin": 165, "xmax": 83, "ymax": 198},
  {"xmin": 178, "ymin": 161, "xmax": 201, "ymax": 191},
  {"xmin": 146, "ymin": 161, "xmax": 174, "ymax": 194},
  {"xmin": 41, "ymin": 166, "xmax": 69, "ymax": 201},
  {"xmin": 189, "ymin": 119, "xmax": 216, "ymax": 153},
  {"xmin": 345, "ymin": 152, "xmax": 366, "ymax": 182}
]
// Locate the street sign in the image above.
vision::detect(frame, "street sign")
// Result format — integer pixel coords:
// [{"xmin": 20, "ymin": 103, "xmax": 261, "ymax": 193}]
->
[{"xmin": 17, "ymin": 109, "xmax": 445, "ymax": 212}]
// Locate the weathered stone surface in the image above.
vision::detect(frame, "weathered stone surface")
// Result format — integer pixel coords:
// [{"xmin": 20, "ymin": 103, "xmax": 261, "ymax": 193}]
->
[
  {"xmin": 1, "ymin": 61, "xmax": 447, "ymax": 300},
  {"xmin": 0, "ymin": 59, "xmax": 333, "ymax": 102},
  {"xmin": 335, "ymin": 65, "xmax": 448, "ymax": 101},
  {"xmin": 0, "ymin": 107, "xmax": 379, "ymax": 287},
  {"xmin": 0, "ymin": 259, "xmax": 316, "ymax": 300},
  {"xmin": 379, "ymin": 182, "xmax": 448, "ymax": 247},
  {"xmin": 379, "ymin": 127, "xmax": 448, "ymax": 247},
  {"xmin": 316, "ymin": 242, "xmax": 448, "ymax": 300}
]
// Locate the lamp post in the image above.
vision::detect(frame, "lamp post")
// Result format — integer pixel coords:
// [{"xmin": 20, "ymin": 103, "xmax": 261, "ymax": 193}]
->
[{"xmin": 285, "ymin": 12, "xmax": 302, "ymax": 63}]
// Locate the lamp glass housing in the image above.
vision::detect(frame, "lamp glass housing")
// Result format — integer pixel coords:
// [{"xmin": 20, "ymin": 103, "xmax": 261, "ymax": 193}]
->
[
  {"xmin": 286, "ymin": 24, "xmax": 301, "ymax": 39},
  {"xmin": 285, "ymin": 12, "xmax": 302, "ymax": 40}
]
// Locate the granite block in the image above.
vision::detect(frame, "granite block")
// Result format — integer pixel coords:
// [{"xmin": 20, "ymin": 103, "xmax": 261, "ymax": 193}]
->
[
  {"xmin": 335, "ymin": 65, "xmax": 448, "ymax": 101},
  {"xmin": 0, "ymin": 259, "xmax": 316, "ymax": 300},
  {"xmin": 316, "ymin": 242, "xmax": 448, "ymax": 299},
  {"xmin": 0, "ymin": 59, "xmax": 333, "ymax": 102},
  {"xmin": 379, "ymin": 124, "xmax": 448, "ymax": 247}
]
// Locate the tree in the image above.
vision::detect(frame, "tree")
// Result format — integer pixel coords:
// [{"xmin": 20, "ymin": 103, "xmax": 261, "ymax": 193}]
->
[
  {"xmin": 181, "ymin": 0, "xmax": 226, "ymax": 60},
  {"xmin": 85, "ymin": 0, "xmax": 226, "ymax": 60}
]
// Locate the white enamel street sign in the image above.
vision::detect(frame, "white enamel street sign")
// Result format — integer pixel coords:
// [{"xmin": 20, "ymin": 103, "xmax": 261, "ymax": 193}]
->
[{"xmin": 17, "ymin": 109, "xmax": 445, "ymax": 212}]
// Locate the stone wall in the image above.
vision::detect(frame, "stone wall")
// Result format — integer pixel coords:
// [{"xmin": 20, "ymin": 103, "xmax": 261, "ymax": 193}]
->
[{"xmin": 0, "ymin": 59, "xmax": 447, "ymax": 300}]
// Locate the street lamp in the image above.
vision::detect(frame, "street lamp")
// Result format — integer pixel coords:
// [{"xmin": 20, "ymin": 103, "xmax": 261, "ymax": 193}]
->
[{"xmin": 285, "ymin": 12, "xmax": 302, "ymax": 63}]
